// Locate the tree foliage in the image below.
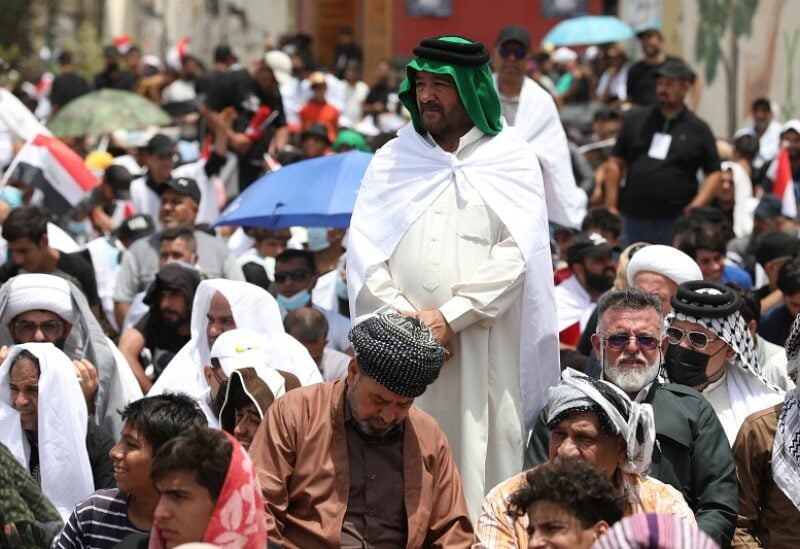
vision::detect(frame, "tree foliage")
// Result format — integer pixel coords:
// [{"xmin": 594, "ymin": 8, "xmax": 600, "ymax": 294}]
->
[{"xmin": 694, "ymin": 0, "xmax": 758, "ymax": 83}]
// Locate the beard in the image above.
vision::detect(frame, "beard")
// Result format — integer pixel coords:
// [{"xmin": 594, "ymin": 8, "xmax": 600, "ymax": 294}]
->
[
  {"xmin": 603, "ymin": 348, "xmax": 661, "ymax": 394},
  {"xmin": 346, "ymin": 383, "xmax": 399, "ymax": 437},
  {"xmin": 584, "ymin": 268, "xmax": 616, "ymax": 294}
]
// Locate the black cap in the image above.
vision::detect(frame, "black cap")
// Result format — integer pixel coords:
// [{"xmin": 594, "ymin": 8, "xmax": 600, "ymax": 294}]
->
[
  {"xmin": 143, "ymin": 263, "xmax": 202, "ymax": 308},
  {"xmin": 754, "ymin": 194, "xmax": 783, "ymax": 220},
  {"xmin": 754, "ymin": 230, "xmax": 800, "ymax": 266},
  {"xmin": 115, "ymin": 214, "xmax": 155, "ymax": 244},
  {"xmin": 160, "ymin": 176, "xmax": 201, "ymax": 204},
  {"xmin": 567, "ymin": 232, "xmax": 619, "ymax": 265},
  {"xmin": 213, "ymin": 44, "xmax": 235, "ymax": 63},
  {"xmin": 104, "ymin": 165, "xmax": 133, "ymax": 192},
  {"xmin": 301, "ymin": 122, "xmax": 331, "ymax": 144},
  {"xmin": 653, "ymin": 59, "xmax": 696, "ymax": 82},
  {"xmin": 146, "ymin": 134, "xmax": 175, "ymax": 155},
  {"xmin": 496, "ymin": 26, "xmax": 531, "ymax": 50}
]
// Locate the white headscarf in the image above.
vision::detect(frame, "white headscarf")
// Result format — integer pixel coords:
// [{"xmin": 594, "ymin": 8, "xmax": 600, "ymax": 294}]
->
[
  {"xmin": 149, "ymin": 280, "xmax": 321, "ymax": 402},
  {"xmin": 626, "ymin": 245, "xmax": 702, "ymax": 287},
  {"xmin": 0, "ymin": 274, "xmax": 143, "ymax": 437},
  {"xmin": 0, "ymin": 343, "xmax": 94, "ymax": 520}
]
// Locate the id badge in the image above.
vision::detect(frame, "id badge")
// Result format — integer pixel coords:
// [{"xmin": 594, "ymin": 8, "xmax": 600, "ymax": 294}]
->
[{"xmin": 648, "ymin": 132, "xmax": 672, "ymax": 160}]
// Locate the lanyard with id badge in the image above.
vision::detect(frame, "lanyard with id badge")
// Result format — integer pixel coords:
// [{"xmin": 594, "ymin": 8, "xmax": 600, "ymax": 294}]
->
[{"xmin": 648, "ymin": 116, "xmax": 676, "ymax": 160}]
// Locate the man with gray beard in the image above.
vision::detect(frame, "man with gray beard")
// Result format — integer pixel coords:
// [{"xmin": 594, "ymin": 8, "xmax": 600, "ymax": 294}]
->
[{"xmin": 525, "ymin": 287, "xmax": 738, "ymax": 547}]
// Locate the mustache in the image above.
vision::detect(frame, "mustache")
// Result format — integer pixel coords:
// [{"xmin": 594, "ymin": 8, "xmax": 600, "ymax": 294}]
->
[{"xmin": 420, "ymin": 102, "xmax": 443, "ymax": 113}]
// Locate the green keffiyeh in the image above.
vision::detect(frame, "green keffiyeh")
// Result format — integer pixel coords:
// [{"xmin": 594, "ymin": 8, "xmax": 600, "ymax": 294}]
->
[{"xmin": 399, "ymin": 36, "xmax": 502, "ymax": 137}]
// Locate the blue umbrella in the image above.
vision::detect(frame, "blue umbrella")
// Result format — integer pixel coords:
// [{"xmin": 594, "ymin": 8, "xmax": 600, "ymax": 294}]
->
[
  {"xmin": 214, "ymin": 150, "xmax": 373, "ymax": 229},
  {"xmin": 543, "ymin": 15, "xmax": 634, "ymax": 46}
]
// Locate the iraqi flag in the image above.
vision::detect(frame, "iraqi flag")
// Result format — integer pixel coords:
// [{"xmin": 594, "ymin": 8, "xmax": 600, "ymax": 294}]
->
[
  {"xmin": 772, "ymin": 147, "xmax": 797, "ymax": 219},
  {"xmin": 1, "ymin": 134, "xmax": 99, "ymax": 215}
]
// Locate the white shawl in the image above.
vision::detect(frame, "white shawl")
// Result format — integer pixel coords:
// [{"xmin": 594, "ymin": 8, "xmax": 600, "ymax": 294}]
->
[
  {"xmin": 0, "ymin": 343, "xmax": 94, "ymax": 520},
  {"xmin": 149, "ymin": 279, "xmax": 321, "ymax": 401},
  {"xmin": 494, "ymin": 75, "xmax": 587, "ymax": 229},
  {"xmin": 348, "ymin": 122, "xmax": 560, "ymax": 429},
  {"xmin": 0, "ymin": 274, "xmax": 143, "ymax": 437}
]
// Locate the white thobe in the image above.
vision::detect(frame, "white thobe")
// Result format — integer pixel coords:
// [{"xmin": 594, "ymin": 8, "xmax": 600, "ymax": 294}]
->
[
  {"xmin": 702, "ymin": 365, "xmax": 784, "ymax": 445},
  {"xmin": 358, "ymin": 127, "xmax": 527, "ymax": 517},
  {"xmin": 495, "ymin": 75, "xmax": 587, "ymax": 229}
]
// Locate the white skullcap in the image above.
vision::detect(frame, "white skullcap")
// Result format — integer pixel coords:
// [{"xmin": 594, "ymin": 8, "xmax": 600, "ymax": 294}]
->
[
  {"xmin": 626, "ymin": 245, "xmax": 702, "ymax": 287},
  {"xmin": 209, "ymin": 328, "xmax": 273, "ymax": 376},
  {"xmin": 2, "ymin": 274, "xmax": 76, "ymax": 324},
  {"xmin": 781, "ymin": 119, "xmax": 800, "ymax": 136},
  {"xmin": 264, "ymin": 50, "xmax": 292, "ymax": 88},
  {"xmin": 552, "ymin": 47, "xmax": 578, "ymax": 64}
]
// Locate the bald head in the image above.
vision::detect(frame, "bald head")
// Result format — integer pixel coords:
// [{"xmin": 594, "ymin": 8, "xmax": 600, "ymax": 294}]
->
[{"xmin": 284, "ymin": 307, "xmax": 328, "ymax": 367}]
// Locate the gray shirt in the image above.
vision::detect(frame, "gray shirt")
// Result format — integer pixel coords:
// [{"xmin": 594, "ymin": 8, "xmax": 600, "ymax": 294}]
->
[{"xmin": 112, "ymin": 230, "xmax": 244, "ymax": 303}]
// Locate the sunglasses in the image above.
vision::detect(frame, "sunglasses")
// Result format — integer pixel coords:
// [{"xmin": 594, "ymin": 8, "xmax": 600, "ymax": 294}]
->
[
  {"xmin": 602, "ymin": 332, "xmax": 660, "ymax": 351},
  {"xmin": 666, "ymin": 326, "xmax": 719, "ymax": 350},
  {"xmin": 499, "ymin": 47, "xmax": 527, "ymax": 60},
  {"xmin": 274, "ymin": 269, "xmax": 311, "ymax": 284}
]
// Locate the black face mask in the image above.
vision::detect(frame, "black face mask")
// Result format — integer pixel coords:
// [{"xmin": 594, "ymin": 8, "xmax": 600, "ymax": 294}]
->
[
  {"xmin": 584, "ymin": 269, "xmax": 615, "ymax": 293},
  {"xmin": 665, "ymin": 344, "xmax": 711, "ymax": 387}
]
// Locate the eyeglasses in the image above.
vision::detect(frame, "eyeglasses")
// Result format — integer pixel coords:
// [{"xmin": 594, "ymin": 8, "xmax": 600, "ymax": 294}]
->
[
  {"xmin": 666, "ymin": 326, "xmax": 719, "ymax": 350},
  {"xmin": 12, "ymin": 319, "xmax": 65, "ymax": 339},
  {"xmin": 274, "ymin": 269, "xmax": 311, "ymax": 284},
  {"xmin": 499, "ymin": 47, "xmax": 527, "ymax": 60},
  {"xmin": 602, "ymin": 333, "xmax": 660, "ymax": 351}
]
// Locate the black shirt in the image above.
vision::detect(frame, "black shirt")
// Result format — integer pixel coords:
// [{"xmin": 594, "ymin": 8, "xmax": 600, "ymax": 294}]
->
[
  {"xmin": 50, "ymin": 72, "xmax": 90, "ymax": 109},
  {"xmin": 626, "ymin": 55, "xmax": 683, "ymax": 106},
  {"xmin": 0, "ymin": 252, "xmax": 102, "ymax": 308},
  {"xmin": 613, "ymin": 105, "xmax": 721, "ymax": 218},
  {"xmin": 206, "ymin": 69, "xmax": 287, "ymax": 190},
  {"xmin": 94, "ymin": 68, "xmax": 136, "ymax": 91}
]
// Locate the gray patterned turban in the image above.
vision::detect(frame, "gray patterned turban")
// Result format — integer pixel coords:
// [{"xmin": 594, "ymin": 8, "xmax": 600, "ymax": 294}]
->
[
  {"xmin": 348, "ymin": 313, "xmax": 444, "ymax": 397},
  {"xmin": 546, "ymin": 368, "xmax": 655, "ymax": 475}
]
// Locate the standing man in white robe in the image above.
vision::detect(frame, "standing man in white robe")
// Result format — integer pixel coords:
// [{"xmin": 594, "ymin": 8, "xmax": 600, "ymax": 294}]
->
[
  {"xmin": 348, "ymin": 35, "xmax": 560, "ymax": 517},
  {"xmin": 492, "ymin": 26, "xmax": 587, "ymax": 230}
]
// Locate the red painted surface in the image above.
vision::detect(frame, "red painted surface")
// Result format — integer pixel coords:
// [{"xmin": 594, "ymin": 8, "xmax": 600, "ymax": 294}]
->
[{"xmin": 392, "ymin": 0, "xmax": 604, "ymax": 57}]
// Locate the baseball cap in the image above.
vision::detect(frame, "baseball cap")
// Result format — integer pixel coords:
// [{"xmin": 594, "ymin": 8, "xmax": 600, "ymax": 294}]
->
[
  {"xmin": 653, "ymin": 59, "xmax": 696, "ymax": 82},
  {"xmin": 213, "ymin": 44, "xmax": 235, "ymax": 63},
  {"xmin": 496, "ymin": 26, "xmax": 531, "ymax": 50},
  {"xmin": 104, "ymin": 164, "xmax": 133, "ymax": 193},
  {"xmin": 754, "ymin": 194, "xmax": 783, "ymax": 220},
  {"xmin": 209, "ymin": 329, "xmax": 273, "ymax": 376},
  {"xmin": 754, "ymin": 230, "xmax": 800, "ymax": 266},
  {"xmin": 146, "ymin": 134, "xmax": 175, "ymax": 155},
  {"xmin": 308, "ymin": 71, "xmax": 327, "ymax": 87},
  {"xmin": 160, "ymin": 176, "xmax": 201, "ymax": 204},
  {"xmin": 114, "ymin": 214, "xmax": 155, "ymax": 244},
  {"xmin": 301, "ymin": 122, "xmax": 332, "ymax": 144},
  {"xmin": 567, "ymin": 232, "xmax": 619, "ymax": 265}
]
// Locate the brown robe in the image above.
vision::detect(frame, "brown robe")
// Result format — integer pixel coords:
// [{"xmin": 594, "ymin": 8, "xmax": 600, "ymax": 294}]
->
[
  {"xmin": 248, "ymin": 379, "xmax": 474, "ymax": 548},
  {"xmin": 733, "ymin": 402, "xmax": 800, "ymax": 548}
]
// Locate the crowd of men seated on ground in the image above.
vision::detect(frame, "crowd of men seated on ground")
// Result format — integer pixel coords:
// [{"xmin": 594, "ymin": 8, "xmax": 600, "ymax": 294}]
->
[{"xmin": 1, "ymin": 24, "xmax": 799, "ymax": 549}]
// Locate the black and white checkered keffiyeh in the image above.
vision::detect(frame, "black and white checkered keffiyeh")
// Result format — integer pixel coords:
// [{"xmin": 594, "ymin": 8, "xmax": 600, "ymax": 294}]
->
[
  {"xmin": 546, "ymin": 368, "xmax": 655, "ymax": 475},
  {"xmin": 348, "ymin": 313, "xmax": 444, "ymax": 398},
  {"xmin": 667, "ymin": 281, "xmax": 771, "ymax": 387},
  {"xmin": 773, "ymin": 314, "xmax": 800, "ymax": 509}
]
